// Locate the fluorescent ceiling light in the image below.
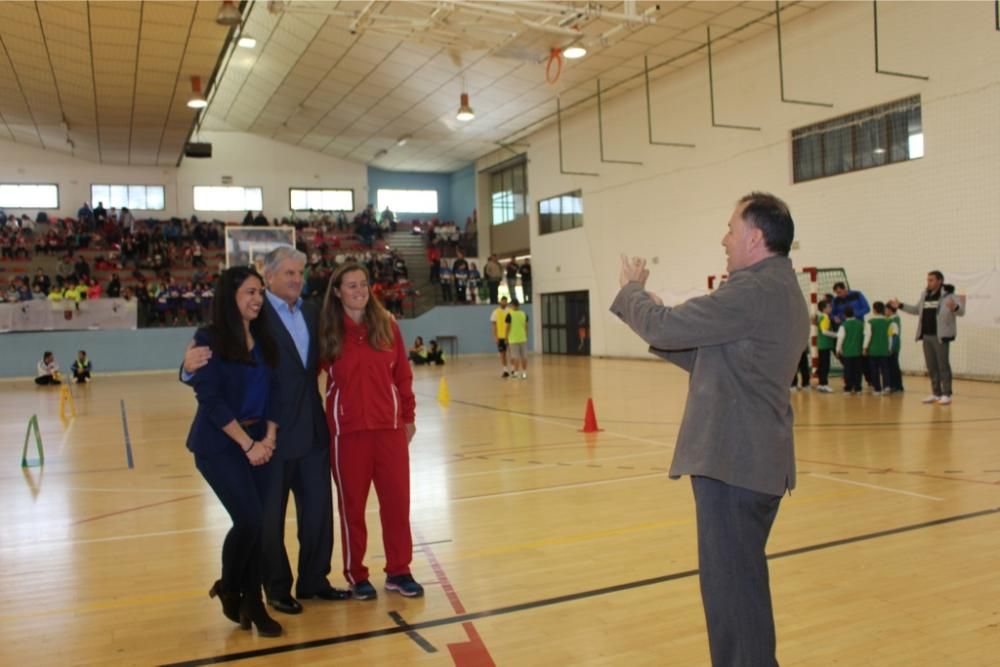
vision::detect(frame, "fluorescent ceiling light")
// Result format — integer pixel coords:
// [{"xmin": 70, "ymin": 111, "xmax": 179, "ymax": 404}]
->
[{"xmin": 563, "ymin": 46, "xmax": 587, "ymax": 59}]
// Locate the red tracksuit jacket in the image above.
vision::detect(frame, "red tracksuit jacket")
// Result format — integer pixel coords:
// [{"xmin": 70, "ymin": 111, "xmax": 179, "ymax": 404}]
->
[{"xmin": 321, "ymin": 317, "xmax": 415, "ymax": 435}]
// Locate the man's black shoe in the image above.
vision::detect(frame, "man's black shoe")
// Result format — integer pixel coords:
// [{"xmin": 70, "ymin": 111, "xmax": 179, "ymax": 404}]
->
[
  {"xmin": 297, "ymin": 586, "xmax": 351, "ymax": 601},
  {"xmin": 266, "ymin": 595, "xmax": 303, "ymax": 615}
]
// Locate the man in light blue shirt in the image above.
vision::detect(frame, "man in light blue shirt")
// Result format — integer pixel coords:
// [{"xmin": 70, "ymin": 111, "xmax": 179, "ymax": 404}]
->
[{"xmin": 184, "ymin": 246, "xmax": 346, "ymax": 613}]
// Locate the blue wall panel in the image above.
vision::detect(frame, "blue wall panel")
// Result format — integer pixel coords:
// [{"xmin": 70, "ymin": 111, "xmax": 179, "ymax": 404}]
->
[{"xmin": 0, "ymin": 304, "xmax": 532, "ymax": 377}]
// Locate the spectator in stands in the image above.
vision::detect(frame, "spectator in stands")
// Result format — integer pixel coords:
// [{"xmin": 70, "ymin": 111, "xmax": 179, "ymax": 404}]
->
[
  {"xmin": 86, "ymin": 278, "xmax": 102, "ymax": 301},
  {"xmin": 74, "ymin": 255, "xmax": 91, "ymax": 281},
  {"xmin": 0, "ymin": 232, "xmax": 13, "ymax": 259},
  {"xmin": 519, "ymin": 258, "xmax": 532, "ymax": 303},
  {"xmin": 889, "ymin": 271, "xmax": 964, "ymax": 405},
  {"xmin": 107, "ymin": 273, "xmax": 122, "ymax": 298},
  {"xmin": 192, "ymin": 240, "xmax": 206, "ymax": 267},
  {"xmin": 505, "ymin": 256, "xmax": 520, "ymax": 297},
  {"xmin": 254, "ymin": 212, "xmax": 268, "ymax": 226},
  {"xmin": 2, "ymin": 280, "xmax": 17, "ymax": 302},
  {"xmin": 468, "ymin": 262, "xmax": 482, "ymax": 304},
  {"xmin": 14, "ymin": 233, "xmax": 30, "ymax": 259},
  {"xmin": 71, "ymin": 350, "xmax": 92, "ymax": 384},
  {"xmin": 318, "ymin": 262, "xmax": 422, "ymax": 600},
  {"xmin": 438, "ymin": 258, "xmax": 453, "ymax": 303},
  {"xmin": 243, "ymin": 211, "xmax": 254, "ymax": 226},
  {"xmin": 408, "ymin": 336, "xmax": 428, "ymax": 365},
  {"xmin": 78, "ymin": 202, "xmax": 94, "ymax": 224},
  {"xmin": 93, "ymin": 201, "xmax": 107, "ymax": 223},
  {"xmin": 120, "ymin": 207, "xmax": 136, "ymax": 234},
  {"xmin": 483, "ymin": 255, "xmax": 503, "ymax": 304},
  {"xmin": 426, "ymin": 245, "xmax": 441, "ymax": 283},
  {"xmin": 56, "ymin": 254, "xmax": 74, "ymax": 288},
  {"xmin": 452, "ymin": 252, "xmax": 469, "ymax": 303},
  {"xmin": 35, "ymin": 351, "xmax": 61, "ymax": 386}
]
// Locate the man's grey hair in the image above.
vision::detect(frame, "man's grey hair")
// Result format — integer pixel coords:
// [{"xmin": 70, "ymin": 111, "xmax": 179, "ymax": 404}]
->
[{"xmin": 263, "ymin": 245, "xmax": 306, "ymax": 275}]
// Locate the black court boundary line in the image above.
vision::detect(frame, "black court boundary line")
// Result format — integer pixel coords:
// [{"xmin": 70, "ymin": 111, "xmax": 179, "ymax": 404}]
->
[
  {"xmin": 120, "ymin": 399, "xmax": 135, "ymax": 469},
  {"xmin": 160, "ymin": 506, "xmax": 1000, "ymax": 666},
  {"xmin": 388, "ymin": 611, "xmax": 437, "ymax": 653},
  {"xmin": 416, "ymin": 391, "xmax": 1000, "ymax": 429}
]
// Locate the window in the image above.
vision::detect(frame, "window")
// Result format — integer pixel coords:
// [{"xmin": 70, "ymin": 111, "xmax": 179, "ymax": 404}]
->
[
  {"xmin": 538, "ymin": 190, "xmax": 583, "ymax": 235},
  {"xmin": 490, "ymin": 161, "xmax": 527, "ymax": 225},
  {"xmin": 193, "ymin": 186, "xmax": 263, "ymax": 212},
  {"xmin": 792, "ymin": 96, "xmax": 923, "ymax": 183},
  {"xmin": 289, "ymin": 188, "xmax": 354, "ymax": 212},
  {"xmin": 375, "ymin": 189, "xmax": 438, "ymax": 214},
  {"xmin": 0, "ymin": 183, "xmax": 59, "ymax": 209},
  {"xmin": 91, "ymin": 184, "xmax": 165, "ymax": 210}
]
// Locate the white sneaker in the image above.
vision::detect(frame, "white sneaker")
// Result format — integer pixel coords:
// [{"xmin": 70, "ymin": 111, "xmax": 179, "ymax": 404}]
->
[
  {"xmin": 817, "ymin": 385, "xmax": 833, "ymax": 393},
  {"xmin": 938, "ymin": 395, "xmax": 952, "ymax": 405},
  {"xmin": 922, "ymin": 395, "xmax": 940, "ymax": 404},
  {"xmin": 520, "ymin": 372, "xmax": 527, "ymax": 379}
]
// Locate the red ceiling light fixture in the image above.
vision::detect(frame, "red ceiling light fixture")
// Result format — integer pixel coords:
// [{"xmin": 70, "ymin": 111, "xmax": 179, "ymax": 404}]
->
[
  {"xmin": 456, "ymin": 89, "xmax": 474, "ymax": 122},
  {"xmin": 187, "ymin": 76, "xmax": 208, "ymax": 109}
]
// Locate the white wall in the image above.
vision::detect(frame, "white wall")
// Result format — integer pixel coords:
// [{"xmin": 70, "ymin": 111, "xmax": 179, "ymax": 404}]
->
[
  {"xmin": 0, "ymin": 130, "xmax": 368, "ymax": 221},
  {"xmin": 523, "ymin": 1, "xmax": 1000, "ymax": 378}
]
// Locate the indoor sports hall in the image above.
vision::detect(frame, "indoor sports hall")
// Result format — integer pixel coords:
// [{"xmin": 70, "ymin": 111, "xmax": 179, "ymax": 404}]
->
[{"xmin": 1, "ymin": 2, "xmax": 998, "ymax": 666}]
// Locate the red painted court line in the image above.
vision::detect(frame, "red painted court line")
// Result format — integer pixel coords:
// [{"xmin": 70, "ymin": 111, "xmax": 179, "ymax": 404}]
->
[
  {"xmin": 414, "ymin": 527, "xmax": 497, "ymax": 667},
  {"xmin": 72, "ymin": 493, "xmax": 203, "ymax": 525}
]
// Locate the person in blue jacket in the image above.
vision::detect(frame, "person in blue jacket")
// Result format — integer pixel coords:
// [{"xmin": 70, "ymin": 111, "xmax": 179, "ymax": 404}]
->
[{"xmin": 186, "ymin": 266, "xmax": 283, "ymax": 637}]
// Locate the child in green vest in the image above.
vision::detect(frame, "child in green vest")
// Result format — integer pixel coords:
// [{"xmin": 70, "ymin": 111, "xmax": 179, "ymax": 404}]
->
[
  {"xmin": 815, "ymin": 300, "xmax": 838, "ymax": 393},
  {"xmin": 885, "ymin": 302, "xmax": 904, "ymax": 392},
  {"xmin": 865, "ymin": 302, "xmax": 892, "ymax": 395},
  {"xmin": 836, "ymin": 305, "xmax": 864, "ymax": 394}
]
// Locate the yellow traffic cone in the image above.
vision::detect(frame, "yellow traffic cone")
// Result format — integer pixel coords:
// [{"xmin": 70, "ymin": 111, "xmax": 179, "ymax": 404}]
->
[
  {"xmin": 59, "ymin": 383, "xmax": 76, "ymax": 418},
  {"xmin": 437, "ymin": 377, "xmax": 451, "ymax": 405}
]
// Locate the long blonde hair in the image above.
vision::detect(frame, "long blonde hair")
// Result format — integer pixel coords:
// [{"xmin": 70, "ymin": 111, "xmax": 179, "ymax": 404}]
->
[{"xmin": 319, "ymin": 263, "xmax": 394, "ymax": 361}]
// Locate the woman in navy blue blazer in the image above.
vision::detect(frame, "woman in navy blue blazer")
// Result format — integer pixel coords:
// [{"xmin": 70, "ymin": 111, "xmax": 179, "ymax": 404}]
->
[{"xmin": 186, "ymin": 266, "xmax": 284, "ymax": 637}]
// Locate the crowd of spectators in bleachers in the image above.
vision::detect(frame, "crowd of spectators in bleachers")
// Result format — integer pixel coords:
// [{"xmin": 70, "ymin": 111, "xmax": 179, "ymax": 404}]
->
[{"xmin": 0, "ymin": 201, "xmax": 413, "ymax": 325}]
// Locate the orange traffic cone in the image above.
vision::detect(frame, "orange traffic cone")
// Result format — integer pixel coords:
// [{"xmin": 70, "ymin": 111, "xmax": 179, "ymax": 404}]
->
[{"xmin": 579, "ymin": 398, "xmax": 603, "ymax": 433}]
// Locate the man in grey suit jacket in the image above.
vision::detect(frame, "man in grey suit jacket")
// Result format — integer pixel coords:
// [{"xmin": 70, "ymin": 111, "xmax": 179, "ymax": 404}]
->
[
  {"xmin": 185, "ymin": 247, "xmax": 348, "ymax": 614},
  {"xmin": 611, "ymin": 192, "xmax": 809, "ymax": 667}
]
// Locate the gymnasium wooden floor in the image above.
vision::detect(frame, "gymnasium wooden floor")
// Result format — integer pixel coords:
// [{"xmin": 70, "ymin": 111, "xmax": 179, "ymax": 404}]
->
[{"xmin": 1, "ymin": 355, "xmax": 998, "ymax": 666}]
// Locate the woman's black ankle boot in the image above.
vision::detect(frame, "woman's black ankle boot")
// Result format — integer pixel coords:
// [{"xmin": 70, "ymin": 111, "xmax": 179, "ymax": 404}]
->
[
  {"xmin": 239, "ymin": 591, "xmax": 282, "ymax": 637},
  {"xmin": 208, "ymin": 580, "xmax": 242, "ymax": 624}
]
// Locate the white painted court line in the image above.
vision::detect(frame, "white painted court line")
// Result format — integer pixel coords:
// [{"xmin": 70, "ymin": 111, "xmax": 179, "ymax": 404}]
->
[
  {"xmin": 807, "ymin": 473, "xmax": 944, "ymax": 501},
  {"xmin": 448, "ymin": 471, "xmax": 667, "ymax": 502}
]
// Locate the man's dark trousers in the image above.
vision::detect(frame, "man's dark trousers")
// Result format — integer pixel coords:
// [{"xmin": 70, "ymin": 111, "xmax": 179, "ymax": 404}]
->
[{"xmin": 692, "ymin": 476, "xmax": 781, "ymax": 667}]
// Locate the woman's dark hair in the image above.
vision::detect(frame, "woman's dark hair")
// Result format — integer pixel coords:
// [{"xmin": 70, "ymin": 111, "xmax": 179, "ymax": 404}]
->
[{"xmin": 207, "ymin": 266, "xmax": 278, "ymax": 367}]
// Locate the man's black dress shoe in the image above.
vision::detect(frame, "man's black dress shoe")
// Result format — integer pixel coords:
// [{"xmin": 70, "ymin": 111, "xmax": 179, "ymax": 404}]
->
[
  {"xmin": 266, "ymin": 595, "xmax": 303, "ymax": 614},
  {"xmin": 297, "ymin": 586, "xmax": 351, "ymax": 601}
]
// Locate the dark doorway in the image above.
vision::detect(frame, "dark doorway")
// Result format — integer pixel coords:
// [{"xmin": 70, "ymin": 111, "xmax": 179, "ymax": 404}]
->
[{"xmin": 541, "ymin": 291, "xmax": 590, "ymax": 355}]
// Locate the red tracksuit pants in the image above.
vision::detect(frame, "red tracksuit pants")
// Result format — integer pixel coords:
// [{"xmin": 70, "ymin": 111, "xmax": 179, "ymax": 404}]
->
[{"xmin": 330, "ymin": 428, "xmax": 413, "ymax": 585}]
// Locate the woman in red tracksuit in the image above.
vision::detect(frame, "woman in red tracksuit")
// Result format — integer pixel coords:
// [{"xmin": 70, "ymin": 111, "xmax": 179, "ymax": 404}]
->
[{"xmin": 318, "ymin": 262, "xmax": 422, "ymax": 600}]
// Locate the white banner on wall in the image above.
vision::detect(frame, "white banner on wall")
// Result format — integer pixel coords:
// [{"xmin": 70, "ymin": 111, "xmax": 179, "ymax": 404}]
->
[
  {"xmin": 941, "ymin": 269, "xmax": 1000, "ymax": 329},
  {"xmin": 0, "ymin": 299, "xmax": 137, "ymax": 333}
]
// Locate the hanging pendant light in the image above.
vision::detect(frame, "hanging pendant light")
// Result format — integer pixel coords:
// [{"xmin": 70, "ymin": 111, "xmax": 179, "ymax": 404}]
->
[
  {"xmin": 187, "ymin": 76, "xmax": 208, "ymax": 109},
  {"xmin": 456, "ymin": 92, "xmax": 474, "ymax": 122}
]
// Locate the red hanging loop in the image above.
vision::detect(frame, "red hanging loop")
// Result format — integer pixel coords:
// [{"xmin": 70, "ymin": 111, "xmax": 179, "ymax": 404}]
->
[{"xmin": 545, "ymin": 48, "xmax": 563, "ymax": 84}]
